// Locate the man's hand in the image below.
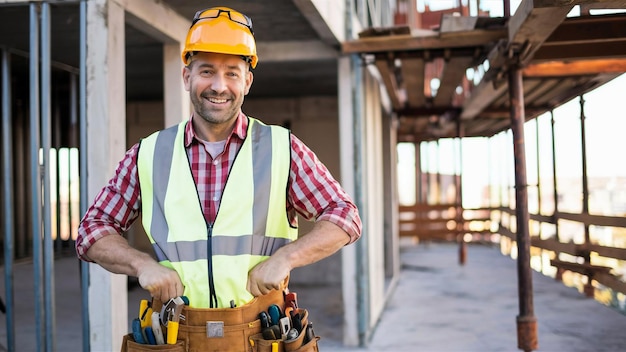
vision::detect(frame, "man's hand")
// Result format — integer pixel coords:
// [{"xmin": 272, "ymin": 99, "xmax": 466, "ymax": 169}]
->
[
  {"xmin": 84, "ymin": 234, "xmax": 185, "ymax": 302},
  {"xmin": 247, "ymin": 255, "xmax": 291, "ymax": 296},
  {"xmin": 247, "ymin": 221, "xmax": 350, "ymax": 296},
  {"xmin": 137, "ymin": 262, "xmax": 185, "ymax": 302}
]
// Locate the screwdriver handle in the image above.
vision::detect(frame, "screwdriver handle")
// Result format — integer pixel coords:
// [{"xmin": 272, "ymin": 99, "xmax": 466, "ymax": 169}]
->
[{"xmin": 167, "ymin": 321, "xmax": 179, "ymax": 345}]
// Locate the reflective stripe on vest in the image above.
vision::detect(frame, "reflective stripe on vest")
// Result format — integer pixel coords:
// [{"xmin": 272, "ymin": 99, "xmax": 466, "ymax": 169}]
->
[{"xmin": 137, "ymin": 118, "xmax": 297, "ymax": 308}]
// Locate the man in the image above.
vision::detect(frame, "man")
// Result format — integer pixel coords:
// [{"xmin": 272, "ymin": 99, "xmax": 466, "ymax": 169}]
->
[{"xmin": 76, "ymin": 6, "xmax": 361, "ymax": 350}]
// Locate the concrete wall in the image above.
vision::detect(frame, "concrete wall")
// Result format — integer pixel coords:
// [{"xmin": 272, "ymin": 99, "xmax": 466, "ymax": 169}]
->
[
  {"xmin": 125, "ymin": 101, "xmax": 165, "ymax": 256},
  {"xmin": 244, "ymin": 96, "xmax": 344, "ymax": 285}
]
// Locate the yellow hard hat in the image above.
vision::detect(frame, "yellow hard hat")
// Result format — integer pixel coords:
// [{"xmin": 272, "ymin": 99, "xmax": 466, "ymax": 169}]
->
[{"xmin": 182, "ymin": 7, "xmax": 258, "ymax": 68}]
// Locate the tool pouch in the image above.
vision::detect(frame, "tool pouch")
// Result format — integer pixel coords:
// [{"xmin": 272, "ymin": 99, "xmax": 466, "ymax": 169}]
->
[
  {"xmin": 121, "ymin": 333, "xmax": 185, "ymax": 352},
  {"xmin": 249, "ymin": 309, "xmax": 320, "ymax": 352},
  {"xmin": 123, "ymin": 287, "xmax": 321, "ymax": 351},
  {"xmin": 249, "ymin": 333, "xmax": 320, "ymax": 352},
  {"xmin": 176, "ymin": 318, "xmax": 262, "ymax": 351},
  {"xmin": 147, "ymin": 289, "xmax": 284, "ymax": 352}
]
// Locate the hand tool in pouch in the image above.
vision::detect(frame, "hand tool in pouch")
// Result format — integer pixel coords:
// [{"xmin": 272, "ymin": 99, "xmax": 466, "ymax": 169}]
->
[
  {"xmin": 165, "ymin": 296, "xmax": 185, "ymax": 344},
  {"xmin": 131, "ymin": 318, "xmax": 146, "ymax": 344},
  {"xmin": 285, "ymin": 327, "xmax": 299, "ymax": 342},
  {"xmin": 259, "ymin": 311, "xmax": 270, "ymax": 328},
  {"xmin": 279, "ymin": 316, "xmax": 292, "ymax": 338},
  {"xmin": 285, "ymin": 307, "xmax": 302, "ymax": 332},
  {"xmin": 144, "ymin": 327, "xmax": 157, "ymax": 345},
  {"xmin": 262, "ymin": 325, "xmax": 281, "ymax": 340},
  {"xmin": 284, "ymin": 291, "xmax": 298, "ymax": 310},
  {"xmin": 303, "ymin": 321, "xmax": 315, "ymax": 345},
  {"xmin": 140, "ymin": 306, "xmax": 153, "ymax": 329},
  {"xmin": 151, "ymin": 311, "xmax": 165, "ymax": 344},
  {"xmin": 138, "ymin": 300, "xmax": 149, "ymax": 320},
  {"xmin": 267, "ymin": 304, "xmax": 282, "ymax": 326}
]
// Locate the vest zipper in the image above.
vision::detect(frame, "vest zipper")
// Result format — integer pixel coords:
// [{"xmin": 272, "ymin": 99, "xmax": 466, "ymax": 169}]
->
[{"xmin": 207, "ymin": 222, "xmax": 218, "ymax": 308}]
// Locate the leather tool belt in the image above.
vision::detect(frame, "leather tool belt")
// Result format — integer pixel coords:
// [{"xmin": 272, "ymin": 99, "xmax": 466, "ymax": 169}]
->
[{"xmin": 122, "ymin": 289, "xmax": 320, "ymax": 352}]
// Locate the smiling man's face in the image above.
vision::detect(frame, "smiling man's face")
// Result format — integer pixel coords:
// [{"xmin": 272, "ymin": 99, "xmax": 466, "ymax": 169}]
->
[{"xmin": 183, "ymin": 51, "xmax": 253, "ymax": 126}]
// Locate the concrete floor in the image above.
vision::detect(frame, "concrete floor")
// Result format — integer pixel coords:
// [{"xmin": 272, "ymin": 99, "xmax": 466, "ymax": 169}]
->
[{"xmin": 1, "ymin": 242, "xmax": 625, "ymax": 351}]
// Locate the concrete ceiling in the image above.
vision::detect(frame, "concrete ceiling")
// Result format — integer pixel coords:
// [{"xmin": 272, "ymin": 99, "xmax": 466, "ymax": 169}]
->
[
  {"xmin": 154, "ymin": 0, "xmax": 341, "ymax": 99},
  {"xmin": 7, "ymin": 1, "xmax": 623, "ymax": 143},
  {"xmin": 0, "ymin": 0, "xmax": 340, "ymax": 102}
]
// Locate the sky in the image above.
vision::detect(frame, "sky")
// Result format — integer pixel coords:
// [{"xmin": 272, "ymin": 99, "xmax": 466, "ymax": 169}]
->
[
  {"xmin": 419, "ymin": 0, "xmax": 625, "ymax": 17},
  {"xmin": 418, "ymin": 74, "xmax": 626, "ymax": 206},
  {"xmin": 418, "ymin": 0, "xmax": 522, "ymax": 16}
]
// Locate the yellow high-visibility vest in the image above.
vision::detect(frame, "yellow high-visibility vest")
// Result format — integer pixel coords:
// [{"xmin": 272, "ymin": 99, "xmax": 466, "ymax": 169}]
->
[{"xmin": 137, "ymin": 118, "xmax": 297, "ymax": 308}]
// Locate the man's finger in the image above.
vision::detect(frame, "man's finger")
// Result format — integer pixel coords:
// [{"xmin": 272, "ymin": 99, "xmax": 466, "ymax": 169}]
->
[
  {"xmin": 248, "ymin": 281, "xmax": 261, "ymax": 297},
  {"xmin": 176, "ymin": 281, "xmax": 184, "ymax": 297}
]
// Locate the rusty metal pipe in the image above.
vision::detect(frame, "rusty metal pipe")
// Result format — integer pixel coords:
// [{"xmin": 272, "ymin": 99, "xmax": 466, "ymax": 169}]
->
[
  {"xmin": 579, "ymin": 96, "xmax": 594, "ymax": 297},
  {"xmin": 508, "ymin": 66, "xmax": 538, "ymax": 352},
  {"xmin": 456, "ymin": 120, "xmax": 466, "ymax": 265}
]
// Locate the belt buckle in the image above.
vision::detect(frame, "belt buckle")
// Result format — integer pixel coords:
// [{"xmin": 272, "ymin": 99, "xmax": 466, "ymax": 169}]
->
[{"xmin": 206, "ymin": 321, "xmax": 224, "ymax": 338}]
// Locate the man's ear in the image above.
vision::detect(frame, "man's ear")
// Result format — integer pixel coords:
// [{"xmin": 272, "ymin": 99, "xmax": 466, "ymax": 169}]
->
[
  {"xmin": 182, "ymin": 66, "xmax": 191, "ymax": 91},
  {"xmin": 244, "ymin": 70, "xmax": 253, "ymax": 95}
]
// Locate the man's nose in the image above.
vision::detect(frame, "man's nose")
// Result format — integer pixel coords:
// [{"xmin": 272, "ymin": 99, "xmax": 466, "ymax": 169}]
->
[{"xmin": 210, "ymin": 74, "xmax": 228, "ymax": 93}]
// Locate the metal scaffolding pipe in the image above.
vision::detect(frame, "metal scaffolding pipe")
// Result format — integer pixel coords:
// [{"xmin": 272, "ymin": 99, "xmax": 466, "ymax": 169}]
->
[
  {"xmin": 29, "ymin": 3, "xmax": 45, "ymax": 351},
  {"xmin": 40, "ymin": 3, "xmax": 56, "ymax": 350},
  {"xmin": 549, "ymin": 110, "xmax": 564, "ymax": 280},
  {"xmin": 504, "ymin": 0, "xmax": 511, "ymax": 17},
  {"xmin": 579, "ymin": 95, "xmax": 593, "ymax": 297},
  {"xmin": 508, "ymin": 66, "xmax": 538, "ymax": 352},
  {"xmin": 580, "ymin": 95, "xmax": 589, "ymax": 224},
  {"xmin": 423, "ymin": 142, "xmax": 430, "ymax": 203},
  {"xmin": 456, "ymin": 121, "xmax": 466, "ymax": 265},
  {"xmin": 534, "ymin": 120, "xmax": 542, "ymax": 231},
  {"xmin": 436, "ymin": 140, "xmax": 441, "ymax": 204},
  {"xmin": 549, "ymin": 111, "xmax": 559, "ymax": 243},
  {"xmin": 78, "ymin": 1, "xmax": 91, "ymax": 351},
  {"xmin": 415, "ymin": 142, "xmax": 422, "ymax": 204},
  {"xmin": 69, "ymin": 74, "xmax": 77, "ymax": 250},
  {"xmin": 2, "ymin": 47, "xmax": 16, "ymax": 352}
]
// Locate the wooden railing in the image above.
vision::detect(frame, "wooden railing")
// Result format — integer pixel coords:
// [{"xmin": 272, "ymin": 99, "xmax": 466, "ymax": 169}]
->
[
  {"xmin": 498, "ymin": 207, "xmax": 626, "ymax": 297},
  {"xmin": 399, "ymin": 203, "xmax": 492, "ymax": 241},
  {"xmin": 400, "ymin": 203, "xmax": 626, "ymax": 297}
]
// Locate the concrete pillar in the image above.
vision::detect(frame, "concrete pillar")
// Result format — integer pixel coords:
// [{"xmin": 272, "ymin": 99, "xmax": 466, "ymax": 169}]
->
[
  {"xmin": 86, "ymin": 1, "xmax": 128, "ymax": 350},
  {"xmin": 119, "ymin": 0, "xmax": 190, "ymax": 129},
  {"xmin": 382, "ymin": 112, "xmax": 399, "ymax": 278},
  {"xmin": 338, "ymin": 56, "xmax": 359, "ymax": 346},
  {"xmin": 164, "ymin": 42, "xmax": 189, "ymax": 128}
]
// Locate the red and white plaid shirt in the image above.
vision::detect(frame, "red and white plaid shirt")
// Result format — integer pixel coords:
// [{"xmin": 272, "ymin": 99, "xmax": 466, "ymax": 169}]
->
[{"xmin": 76, "ymin": 113, "xmax": 362, "ymax": 260}]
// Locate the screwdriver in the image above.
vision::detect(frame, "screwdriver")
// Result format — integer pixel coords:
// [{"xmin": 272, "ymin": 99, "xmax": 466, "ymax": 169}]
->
[{"xmin": 267, "ymin": 304, "xmax": 281, "ymax": 326}]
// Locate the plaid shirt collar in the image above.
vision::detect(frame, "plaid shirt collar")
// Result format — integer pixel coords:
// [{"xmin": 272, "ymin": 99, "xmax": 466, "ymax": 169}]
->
[{"xmin": 183, "ymin": 112, "xmax": 249, "ymax": 147}]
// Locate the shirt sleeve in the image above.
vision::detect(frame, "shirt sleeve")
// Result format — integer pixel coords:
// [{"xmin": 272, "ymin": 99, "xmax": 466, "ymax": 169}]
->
[
  {"xmin": 75, "ymin": 143, "xmax": 142, "ymax": 261},
  {"xmin": 288, "ymin": 134, "xmax": 362, "ymax": 244}
]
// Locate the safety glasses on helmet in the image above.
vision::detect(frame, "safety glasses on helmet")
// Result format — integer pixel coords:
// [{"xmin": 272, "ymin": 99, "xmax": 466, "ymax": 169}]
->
[{"xmin": 191, "ymin": 8, "xmax": 253, "ymax": 35}]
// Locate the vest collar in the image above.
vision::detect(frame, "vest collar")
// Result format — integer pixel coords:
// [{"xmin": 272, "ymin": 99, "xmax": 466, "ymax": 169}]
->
[{"xmin": 184, "ymin": 112, "xmax": 249, "ymax": 147}]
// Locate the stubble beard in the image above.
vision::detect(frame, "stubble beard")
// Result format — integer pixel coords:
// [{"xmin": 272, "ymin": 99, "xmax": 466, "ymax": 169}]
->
[{"xmin": 191, "ymin": 89, "xmax": 241, "ymax": 125}]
